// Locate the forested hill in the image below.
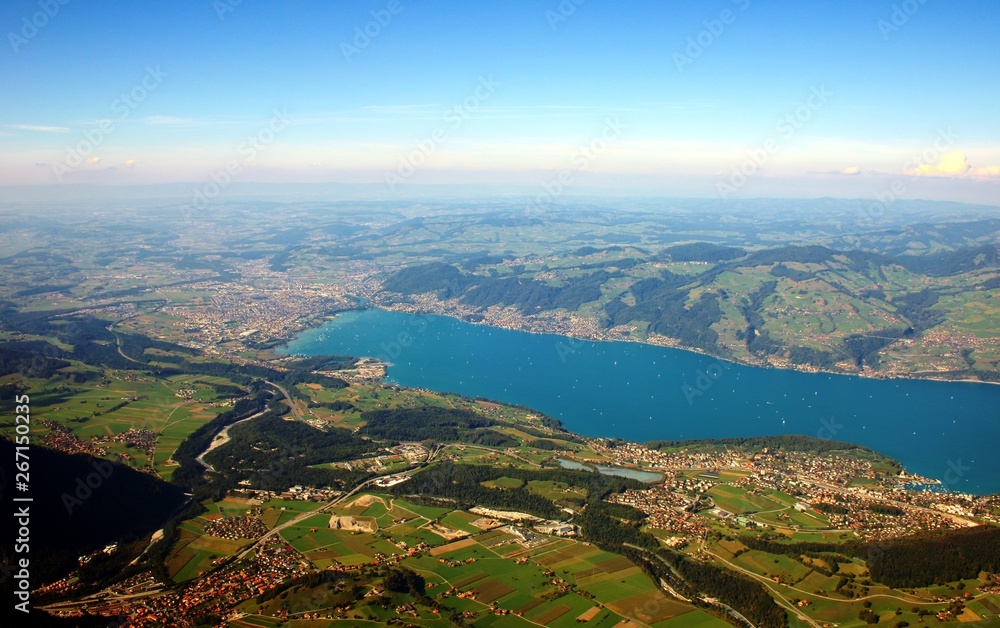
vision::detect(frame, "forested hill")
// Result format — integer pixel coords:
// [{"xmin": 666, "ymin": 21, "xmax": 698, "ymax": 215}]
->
[
  {"xmin": 377, "ymin": 241, "xmax": 1000, "ymax": 380},
  {"xmin": 0, "ymin": 438, "xmax": 186, "ymax": 593}
]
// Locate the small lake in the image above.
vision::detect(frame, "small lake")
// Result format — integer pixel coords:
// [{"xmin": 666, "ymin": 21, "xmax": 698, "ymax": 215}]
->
[
  {"xmin": 556, "ymin": 459, "xmax": 663, "ymax": 483},
  {"xmin": 283, "ymin": 308, "xmax": 1000, "ymax": 494}
]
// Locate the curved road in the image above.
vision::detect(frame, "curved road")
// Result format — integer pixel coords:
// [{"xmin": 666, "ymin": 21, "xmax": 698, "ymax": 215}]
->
[{"xmin": 265, "ymin": 379, "xmax": 304, "ymax": 420}]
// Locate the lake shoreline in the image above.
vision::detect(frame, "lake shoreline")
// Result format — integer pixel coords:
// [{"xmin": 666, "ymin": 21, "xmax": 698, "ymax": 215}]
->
[
  {"xmin": 293, "ymin": 304, "xmax": 999, "ymax": 390},
  {"xmin": 281, "ymin": 307, "xmax": 1000, "ymax": 495}
]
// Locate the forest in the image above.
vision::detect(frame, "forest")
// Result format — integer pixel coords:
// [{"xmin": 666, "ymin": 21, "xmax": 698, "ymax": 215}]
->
[
  {"xmin": 460, "ymin": 271, "xmax": 612, "ymax": 313},
  {"xmin": 644, "ymin": 434, "xmax": 889, "ymax": 460},
  {"xmin": 573, "ymin": 491, "xmax": 788, "ymax": 628},
  {"xmin": 0, "ymin": 439, "xmax": 186, "ymax": 594},
  {"xmin": 359, "ymin": 407, "xmax": 519, "ymax": 447},
  {"xmin": 392, "ymin": 461, "xmax": 644, "ymax": 521},
  {"xmin": 739, "ymin": 525, "xmax": 1000, "ymax": 588},
  {"xmin": 373, "ymin": 239, "xmax": 1000, "ymax": 383},
  {"xmin": 204, "ymin": 410, "xmax": 380, "ymax": 491},
  {"xmin": 605, "ymin": 280, "xmax": 724, "ymax": 352}
]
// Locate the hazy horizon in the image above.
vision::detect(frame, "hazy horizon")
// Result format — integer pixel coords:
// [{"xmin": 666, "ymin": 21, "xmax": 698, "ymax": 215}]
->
[{"xmin": 3, "ymin": 0, "xmax": 999, "ymax": 204}]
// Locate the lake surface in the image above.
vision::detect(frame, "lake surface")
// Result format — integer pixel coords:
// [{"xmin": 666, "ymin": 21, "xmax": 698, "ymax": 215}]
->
[
  {"xmin": 283, "ymin": 309, "xmax": 1000, "ymax": 494},
  {"xmin": 556, "ymin": 458, "xmax": 663, "ymax": 483}
]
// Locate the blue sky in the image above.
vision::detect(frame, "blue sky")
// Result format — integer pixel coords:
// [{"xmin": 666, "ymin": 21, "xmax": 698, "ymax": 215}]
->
[{"xmin": 1, "ymin": 0, "xmax": 998, "ymax": 202}]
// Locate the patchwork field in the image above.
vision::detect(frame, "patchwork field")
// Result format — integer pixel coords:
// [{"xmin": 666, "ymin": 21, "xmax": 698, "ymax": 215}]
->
[{"xmin": 15, "ymin": 365, "xmax": 240, "ymax": 479}]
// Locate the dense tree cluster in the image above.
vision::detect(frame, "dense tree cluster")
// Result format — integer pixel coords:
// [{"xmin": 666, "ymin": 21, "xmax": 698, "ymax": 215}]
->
[
  {"xmin": 525, "ymin": 438, "xmax": 570, "ymax": 450},
  {"xmin": 865, "ymin": 526, "xmax": 1000, "ymax": 588},
  {"xmin": 814, "ymin": 502, "xmax": 850, "ymax": 515},
  {"xmin": 892, "ymin": 289, "xmax": 946, "ymax": 331},
  {"xmin": 384, "ymin": 567, "xmax": 426, "ymax": 595},
  {"xmin": 741, "ymin": 281, "xmax": 783, "ymax": 356},
  {"xmin": 392, "ymin": 463, "xmax": 567, "ymax": 519},
  {"xmin": 282, "ymin": 355, "xmax": 357, "ymax": 372},
  {"xmin": 382, "ymin": 262, "xmax": 473, "ymax": 297},
  {"xmin": 393, "ymin": 462, "xmax": 642, "ymax": 520},
  {"xmin": 659, "ymin": 550, "xmax": 788, "ymax": 628},
  {"xmin": 769, "ymin": 264, "xmax": 815, "ymax": 281},
  {"xmin": 843, "ymin": 328, "xmax": 910, "ymax": 368},
  {"xmin": 170, "ymin": 389, "xmax": 272, "ymax": 489},
  {"xmin": 461, "ymin": 271, "xmax": 611, "ymax": 313},
  {"xmin": 0, "ymin": 341, "xmax": 70, "ymax": 378},
  {"xmin": 659, "ymin": 242, "xmax": 746, "ymax": 262},
  {"xmin": 644, "ymin": 434, "xmax": 886, "ymax": 459},
  {"xmin": 575, "ymin": 499, "xmax": 787, "ymax": 627},
  {"xmin": 740, "ymin": 525, "xmax": 1000, "ymax": 588},
  {"xmin": 204, "ymin": 411, "xmax": 380, "ymax": 491},
  {"xmin": 895, "ymin": 244, "xmax": 998, "ymax": 277},
  {"xmin": 787, "ymin": 346, "xmax": 839, "ymax": 368},
  {"xmin": 605, "ymin": 277, "xmax": 723, "ymax": 352},
  {"xmin": 359, "ymin": 407, "xmax": 518, "ymax": 447},
  {"xmin": 0, "ymin": 439, "xmax": 186, "ymax": 593}
]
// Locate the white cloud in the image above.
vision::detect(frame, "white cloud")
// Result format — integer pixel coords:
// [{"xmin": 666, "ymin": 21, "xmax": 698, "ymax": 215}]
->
[
  {"xmin": 806, "ymin": 166, "xmax": 870, "ymax": 176},
  {"xmin": 141, "ymin": 116, "xmax": 197, "ymax": 126},
  {"xmin": 971, "ymin": 165, "xmax": 1000, "ymax": 178},
  {"xmin": 909, "ymin": 150, "xmax": 971, "ymax": 177},
  {"xmin": 908, "ymin": 150, "xmax": 1000, "ymax": 179},
  {"xmin": 104, "ymin": 158, "xmax": 138, "ymax": 172},
  {"xmin": 6, "ymin": 124, "xmax": 70, "ymax": 133}
]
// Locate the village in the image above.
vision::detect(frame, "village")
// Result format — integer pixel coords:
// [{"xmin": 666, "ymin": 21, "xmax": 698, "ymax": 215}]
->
[{"xmin": 591, "ymin": 439, "xmax": 1000, "ymax": 544}]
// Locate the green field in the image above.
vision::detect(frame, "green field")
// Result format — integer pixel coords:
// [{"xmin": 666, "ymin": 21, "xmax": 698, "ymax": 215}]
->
[{"xmin": 707, "ymin": 484, "xmax": 777, "ymax": 514}]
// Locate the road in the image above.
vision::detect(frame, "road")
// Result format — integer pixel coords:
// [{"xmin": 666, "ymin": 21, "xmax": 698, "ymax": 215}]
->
[
  {"xmin": 624, "ymin": 542, "xmax": 757, "ymax": 628},
  {"xmin": 697, "ymin": 542, "xmax": 821, "ymax": 628},
  {"xmin": 109, "ymin": 327, "xmax": 143, "ymax": 364},
  {"xmin": 233, "ymin": 443, "xmax": 445, "ymax": 561},
  {"xmin": 235, "ymin": 470, "xmax": 416, "ymax": 561},
  {"xmin": 456, "ymin": 443, "xmax": 540, "ymax": 467},
  {"xmin": 264, "ymin": 379, "xmax": 304, "ymax": 420},
  {"xmin": 698, "ymin": 540, "xmax": 994, "ymax": 625}
]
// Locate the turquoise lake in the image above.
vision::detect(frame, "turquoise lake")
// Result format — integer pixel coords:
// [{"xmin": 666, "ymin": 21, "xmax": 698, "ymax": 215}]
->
[{"xmin": 282, "ymin": 308, "xmax": 1000, "ymax": 495}]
